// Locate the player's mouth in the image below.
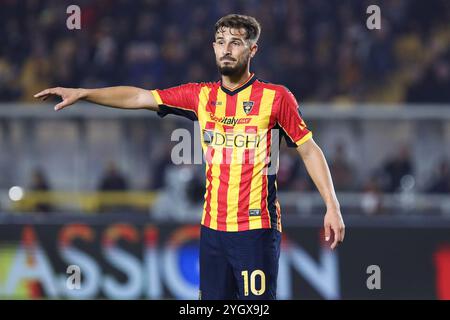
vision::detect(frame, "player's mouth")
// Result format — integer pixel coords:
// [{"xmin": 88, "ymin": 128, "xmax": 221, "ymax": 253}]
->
[
  {"xmin": 221, "ymin": 57, "xmax": 236, "ymax": 62},
  {"xmin": 222, "ymin": 60, "xmax": 236, "ymax": 66}
]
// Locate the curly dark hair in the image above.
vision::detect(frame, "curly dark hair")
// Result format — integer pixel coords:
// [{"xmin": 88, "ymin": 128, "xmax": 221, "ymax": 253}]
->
[{"xmin": 215, "ymin": 14, "xmax": 261, "ymax": 43}]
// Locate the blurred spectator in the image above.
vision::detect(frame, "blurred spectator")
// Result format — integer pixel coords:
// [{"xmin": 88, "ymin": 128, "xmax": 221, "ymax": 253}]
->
[
  {"xmin": 98, "ymin": 161, "xmax": 129, "ymax": 191},
  {"xmin": 19, "ymin": 41, "xmax": 52, "ymax": 102},
  {"xmin": 278, "ymin": 147, "xmax": 311, "ymax": 191},
  {"xmin": 148, "ymin": 142, "xmax": 175, "ymax": 190},
  {"xmin": 29, "ymin": 167, "xmax": 53, "ymax": 213},
  {"xmin": 363, "ymin": 21, "xmax": 395, "ymax": 83},
  {"xmin": 406, "ymin": 52, "xmax": 450, "ymax": 103},
  {"xmin": 361, "ymin": 174, "xmax": 384, "ymax": 215},
  {"xmin": 426, "ymin": 160, "xmax": 450, "ymax": 194},
  {"xmin": 329, "ymin": 143, "xmax": 355, "ymax": 191},
  {"xmin": 152, "ymin": 164, "xmax": 203, "ymax": 222},
  {"xmin": 277, "ymin": 149, "xmax": 301, "ymax": 190},
  {"xmin": 97, "ymin": 161, "xmax": 130, "ymax": 213},
  {"xmin": 381, "ymin": 146, "xmax": 414, "ymax": 192},
  {"xmin": 186, "ymin": 166, "xmax": 206, "ymax": 205},
  {"xmin": 0, "ymin": 56, "xmax": 22, "ymax": 101}
]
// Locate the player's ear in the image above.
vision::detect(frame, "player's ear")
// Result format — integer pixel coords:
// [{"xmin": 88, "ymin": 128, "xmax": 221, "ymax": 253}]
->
[{"xmin": 250, "ymin": 43, "xmax": 258, "ymax": 58}]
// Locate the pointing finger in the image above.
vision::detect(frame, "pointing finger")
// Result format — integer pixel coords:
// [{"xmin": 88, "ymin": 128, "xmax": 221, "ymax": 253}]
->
[{"xmin": 34, "ymin": 89, "xmax": 50, "ymax": 98}]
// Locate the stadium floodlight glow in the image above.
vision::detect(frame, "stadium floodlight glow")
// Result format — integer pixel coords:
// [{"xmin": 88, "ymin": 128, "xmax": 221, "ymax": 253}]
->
[{"xmin": 9, "ymin": 186, "xmax": 24, "ymax": 201}]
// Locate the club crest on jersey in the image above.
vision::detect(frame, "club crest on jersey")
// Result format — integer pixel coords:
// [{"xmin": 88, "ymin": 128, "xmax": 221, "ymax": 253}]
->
[{"xmin": 242, "ymin": 101, "xmax": 254, "ymax": 114}]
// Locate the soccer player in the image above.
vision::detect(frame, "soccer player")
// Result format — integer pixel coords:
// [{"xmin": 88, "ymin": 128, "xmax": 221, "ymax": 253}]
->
[{"xmin": 35, "ymin": 14, "xmax": 345, "ymax": 300}]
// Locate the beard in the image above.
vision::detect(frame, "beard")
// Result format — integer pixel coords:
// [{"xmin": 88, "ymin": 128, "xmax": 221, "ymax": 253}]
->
[{"xmin": 217, "ymin": 56, "xmax": 249, "ymax": 77}]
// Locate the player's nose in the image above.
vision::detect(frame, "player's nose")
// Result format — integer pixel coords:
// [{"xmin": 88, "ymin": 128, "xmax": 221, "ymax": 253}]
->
[{"xmin": 223, "ymin": 43, "xmax": 232, "ymax": 55}]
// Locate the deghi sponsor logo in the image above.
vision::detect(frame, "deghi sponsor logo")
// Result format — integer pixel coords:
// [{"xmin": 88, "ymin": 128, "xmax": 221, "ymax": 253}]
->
[
  {"xmin": 209, "ymin": 113, "xmax": 251, "ymax": 126},
  {"xmin": 203, "ymin": 130, "xmax": 263, "ymax": 149}
]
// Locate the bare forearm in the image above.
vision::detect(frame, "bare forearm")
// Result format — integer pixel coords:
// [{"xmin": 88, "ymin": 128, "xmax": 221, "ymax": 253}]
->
[
  {"xmin": 35, "ymin": 86, "xmax": 159, "ymax": 111},
  {"xmin": 297, "ymin": 138, "xmax": 345, "ymax": 249},
  {"xmin": 298, "ymin": 140, "xmax": 340, "ymax": 209},
  {"xmin": 83, "ymin": 86, "xmax": 158, "ymax": 110}
]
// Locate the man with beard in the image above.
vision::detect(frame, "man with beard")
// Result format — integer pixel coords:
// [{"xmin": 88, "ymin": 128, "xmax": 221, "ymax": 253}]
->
[{"xmin": 34, "ymin": 14, "xmax": 345, "ymax": 300}]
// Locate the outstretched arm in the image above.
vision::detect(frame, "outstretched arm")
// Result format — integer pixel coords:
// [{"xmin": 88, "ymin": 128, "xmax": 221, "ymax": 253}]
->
[
  {"xmin": 34, "ymin": 86, "xmax": 159, "ymax": 112},
  {"xmin": 297, "ymin": 138, "xmax": 345, "ymax": 250}
]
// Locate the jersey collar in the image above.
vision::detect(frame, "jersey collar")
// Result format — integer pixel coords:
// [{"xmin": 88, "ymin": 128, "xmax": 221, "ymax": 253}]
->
[{"xmin": 220, "ymin": 73, "xmax": 256, "ymax": 96}]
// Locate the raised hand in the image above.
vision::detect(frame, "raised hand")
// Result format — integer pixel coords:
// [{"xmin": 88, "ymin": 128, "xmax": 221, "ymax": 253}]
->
[{"xmin": 34, "ymin": 87, "xmax": 85, "ymax": 111}]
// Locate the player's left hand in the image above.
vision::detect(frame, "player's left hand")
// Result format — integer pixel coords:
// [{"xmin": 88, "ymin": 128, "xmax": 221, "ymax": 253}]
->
[{"xmin": 324, "ymin": 208, "xmax": 345, "ymax": 250}]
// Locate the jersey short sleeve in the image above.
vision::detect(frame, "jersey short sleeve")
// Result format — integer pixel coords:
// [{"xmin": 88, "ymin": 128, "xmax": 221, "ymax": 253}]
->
[
  {"xmin": 150, "ymin": 83, "xmax": 201, "ymax": 121},
  {"xmin": 276, "ymin": 87, "xmax": 312, "ymax": 148}
]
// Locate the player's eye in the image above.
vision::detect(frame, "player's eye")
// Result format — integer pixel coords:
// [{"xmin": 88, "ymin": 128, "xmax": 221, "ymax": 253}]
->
[
  {"xmin": 232, "ymin": 41, "xmax": 241, "ymax": 46},
  {"xmin": 217, "ymin": 41, "xmax": 225, "ymax": 45}
]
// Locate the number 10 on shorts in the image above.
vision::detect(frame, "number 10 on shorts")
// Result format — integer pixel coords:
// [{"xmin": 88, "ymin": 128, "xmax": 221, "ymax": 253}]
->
[{"xmin": 241, "ymin": 270, "xmax": 266, "ymax": 296}]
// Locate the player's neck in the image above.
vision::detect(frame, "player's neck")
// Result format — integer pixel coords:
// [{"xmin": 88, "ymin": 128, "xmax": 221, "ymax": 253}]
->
[{"xmin": 221, "ymin": 70, "xmax": 252, "ymax": 90}]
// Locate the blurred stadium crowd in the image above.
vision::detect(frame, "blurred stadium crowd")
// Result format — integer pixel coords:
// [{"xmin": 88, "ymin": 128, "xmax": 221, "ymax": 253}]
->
[
  {"xmin": 0, "ymin": 0, "xmax": 449, "ymax": 104},
  {"xmin": 1, "ymin": 0, "xmax": 449, "ymax": 216}
]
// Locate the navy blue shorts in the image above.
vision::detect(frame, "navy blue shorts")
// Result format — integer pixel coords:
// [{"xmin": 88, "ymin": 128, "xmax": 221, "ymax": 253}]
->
[{"xmin": 199, "ymin": 225, "xmax": 281, "ymax": 300}]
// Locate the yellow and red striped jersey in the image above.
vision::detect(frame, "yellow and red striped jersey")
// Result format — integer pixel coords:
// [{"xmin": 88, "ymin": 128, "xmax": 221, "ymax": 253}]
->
[{"xmin": 151, "ymin": 73, "xmax": 312, "ymax": 232}]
